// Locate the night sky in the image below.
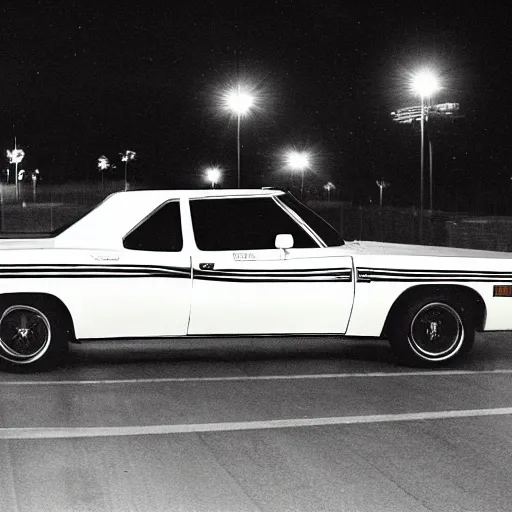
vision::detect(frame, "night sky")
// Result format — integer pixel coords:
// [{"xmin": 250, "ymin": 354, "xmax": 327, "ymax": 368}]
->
[{"xmin": 1, "ymin": 1, "xmax": 511, "ymax": 213}]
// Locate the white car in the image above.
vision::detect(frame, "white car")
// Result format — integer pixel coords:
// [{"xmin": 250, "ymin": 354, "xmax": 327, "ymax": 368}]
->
[{"xmin": 0, "ymin": 188, "xmax": 511, "ymax": 370}]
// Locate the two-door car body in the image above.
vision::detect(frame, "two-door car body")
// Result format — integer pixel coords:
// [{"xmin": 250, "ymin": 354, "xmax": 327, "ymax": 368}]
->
[{"xmin": 1, "ymin": 188, "xmax": 512, "ymax": 370}]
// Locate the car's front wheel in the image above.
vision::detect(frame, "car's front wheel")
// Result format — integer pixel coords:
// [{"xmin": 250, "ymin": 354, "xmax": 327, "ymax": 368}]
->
[
  {"xmin": 0, "ymin": 297, "xmax": 69, "ymax": 371},
  {"xmin": 389, "ymin": 294, "xmax": 475, "ymax": 366}
]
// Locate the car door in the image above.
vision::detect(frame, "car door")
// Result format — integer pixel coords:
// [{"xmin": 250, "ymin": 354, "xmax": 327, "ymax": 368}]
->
[
  {"xmin": 72, "ymin": 199, "xmax": 193, "ymax": 339},
  {"xmin": 186, "ymin": 195, "xmax": 354, "ymax": 335}
]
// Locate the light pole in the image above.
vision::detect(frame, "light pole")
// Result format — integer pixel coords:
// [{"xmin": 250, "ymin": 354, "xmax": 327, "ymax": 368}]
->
[
  {"xmin": 32, "ymin": 169, "xmax": 40, "ymax": 202},
  {"xmin": 392, "ymin": 102, "xmax": 462, "ymax": 213},
  {"xmin": 285, "ymin": 150, "xmax": 311, "ymax": 199},
  {"xmin": 222, "ymin": 85, "xmax": 254, "ymax": 188},
  {"xmin": 7, "ymin": 139, "xmax": 25, "ymax": 202},
  {"xmin": 206, "ymin": 167, "xmax": 222, "ymax": 188},
  {"xmin": 376, "ymin": 179, "xmax": 390, "ymax": 209},
  {"xmin": 120, "ymin": 150, "xmax": 136, "ymax": 191},
  {"xmin": 429, "ymin": 140, "xmax": 434, "ymax": 211},
  {"xmin": 411, "ymin": 69, "xmax": 440, "ymax": 242}
]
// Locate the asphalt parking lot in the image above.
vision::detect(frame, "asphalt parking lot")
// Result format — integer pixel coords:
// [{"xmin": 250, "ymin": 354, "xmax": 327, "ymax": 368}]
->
[{"xmin": 1, "ymin": 332, "xmax": 512, "ymax": 512}]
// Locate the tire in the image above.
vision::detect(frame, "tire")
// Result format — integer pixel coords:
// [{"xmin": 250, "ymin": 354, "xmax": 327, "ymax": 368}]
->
[
  {"xmin": 388, "ymin": 294, "xmax": 475, "ymax": 367},
  {"xmin": 0, "ymin": 297, "xmax": 69, "ymax": 371}
]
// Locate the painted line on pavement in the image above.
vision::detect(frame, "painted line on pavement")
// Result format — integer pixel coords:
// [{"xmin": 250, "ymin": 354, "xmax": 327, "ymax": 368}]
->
[
  {"xmin": 1, "ymin": 407, "xmax": 512, "ymax": 439},
  {"xmin": 2, "ymin": 368, "xmax": 512, "ymax": 386}
]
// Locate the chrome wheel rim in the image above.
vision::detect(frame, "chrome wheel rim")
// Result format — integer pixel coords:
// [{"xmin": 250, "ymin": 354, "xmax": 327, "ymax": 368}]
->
[
  {"xmin": 0, "ymin": 305, "xmax": 51, "ymax": 363},
  {"xmin": 409, "ymin": 302, "xmax": 464, "ymax": 361}
]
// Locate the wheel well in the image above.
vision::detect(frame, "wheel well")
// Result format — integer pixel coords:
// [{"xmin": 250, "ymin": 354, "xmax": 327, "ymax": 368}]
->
[
  {"xmin": 0, "ymin": 293, "xmax": 76, "ymax": 342},
  {"xmin": 382, "ymin": 285, "xmax": 486, "ymax": 337}
]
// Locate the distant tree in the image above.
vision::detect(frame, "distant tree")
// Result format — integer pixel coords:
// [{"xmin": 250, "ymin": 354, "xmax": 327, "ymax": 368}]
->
[
  {"xmin": 120, "ymin": 150, "xmax": 136, "ymax": 191},
  {"xmin": 97, "ymin": 155, "xmax": 110, "ymax": 192}
]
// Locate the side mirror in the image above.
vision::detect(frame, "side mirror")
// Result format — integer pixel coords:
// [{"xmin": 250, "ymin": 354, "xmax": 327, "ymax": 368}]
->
[{"xmin": 275, "ymin": 233, "xmax": 294, "ymax": 249}]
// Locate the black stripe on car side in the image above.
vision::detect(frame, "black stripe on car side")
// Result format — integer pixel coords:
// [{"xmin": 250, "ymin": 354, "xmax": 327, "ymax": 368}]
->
[
  {"xmin": 0, "ymin": 264, "xmax": 191, "ymax": 278},
  {"xmin": 210, "ymin": 267, "xmax": 346, "ymax": 274},
  {"xmin": 0, "ymin": 264, "xmax": 353, "ymax": 282},
  {"xmin": 193, "ymin": 268, "xmax": 353, "ymax": 282},
  {"xmin": 357, "ymin": 267, "xmax": 512, "ymax": 282}
]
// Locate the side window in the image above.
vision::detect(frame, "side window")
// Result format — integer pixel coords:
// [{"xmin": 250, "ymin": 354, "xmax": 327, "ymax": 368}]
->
[
  {"xmin": 190, "ymin": 197, "xmax": 317, "ymax": 251},
  {"xmin": 123, "ymin": 201, "xmax": 183, "ymax": 252}
]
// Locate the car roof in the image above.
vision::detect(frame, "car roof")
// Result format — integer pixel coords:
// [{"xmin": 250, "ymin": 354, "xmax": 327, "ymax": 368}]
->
[
  {"xmin": 117, "ymin": 188, "xmax": 285, "ymax": 199},
  {"xmin": 54, "ymin": 188, "xmax": 286, "ymax": 249}
]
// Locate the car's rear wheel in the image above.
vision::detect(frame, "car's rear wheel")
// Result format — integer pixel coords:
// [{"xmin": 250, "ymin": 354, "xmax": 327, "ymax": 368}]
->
[
  {"xmin": 0, "ymin": 298, "xmax": 69, "ymax": 371},
  {"xmin": 389, "ymin": 294, "xmax": 475, "ymax": 366}
]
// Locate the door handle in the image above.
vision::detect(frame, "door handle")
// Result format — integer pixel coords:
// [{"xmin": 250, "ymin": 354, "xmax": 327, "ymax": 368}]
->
[{"xmin": 199, "ymin": 263, "xmax": 215, "ymax": 270}]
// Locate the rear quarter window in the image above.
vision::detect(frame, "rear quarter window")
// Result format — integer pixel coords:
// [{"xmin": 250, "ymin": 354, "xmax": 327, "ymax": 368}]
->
[{"xmin": 123, "ymin": 201, "xmax": 183, "ymax": 252}]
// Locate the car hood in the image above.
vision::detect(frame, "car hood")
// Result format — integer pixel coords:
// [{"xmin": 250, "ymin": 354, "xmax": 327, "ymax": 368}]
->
[{"xmin": 344, "ymin": 240, "xmax": 512, "ymax": 260}]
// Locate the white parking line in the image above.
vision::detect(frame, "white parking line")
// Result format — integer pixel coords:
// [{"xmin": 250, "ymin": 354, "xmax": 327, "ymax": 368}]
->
[
  {"xmin": 1, "ymin": 368, "xmax": 512, "ymax": 386},
  {"xmin": 1, "ymin": 407, "xmax": 512, "ymax": 439}
]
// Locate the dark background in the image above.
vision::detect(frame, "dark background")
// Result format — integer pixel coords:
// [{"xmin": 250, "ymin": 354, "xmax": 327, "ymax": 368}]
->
[{"xmin": 1, "ymin": 0, "xmax": 510, "ymax": 213}]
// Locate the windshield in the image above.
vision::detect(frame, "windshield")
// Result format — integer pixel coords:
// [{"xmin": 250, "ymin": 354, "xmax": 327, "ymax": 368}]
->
[{"xmin": 276, "ymin": 193, "xmax": 344, "ymax": 247}]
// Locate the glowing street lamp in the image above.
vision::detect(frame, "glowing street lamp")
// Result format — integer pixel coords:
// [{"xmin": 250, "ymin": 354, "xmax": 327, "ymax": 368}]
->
[
  {"xmin": 97, "ymin": 155, "xmax": 110, "ymax": 192},
  {"xmin": 7, "ymin": 141, "xmax": 25, "ymax": 202},
  {"xmin": 411, "ymin": 69, "xmax": 440, "ymax": 241},
  {"xmin": 324, "ymin": 182, "xmax": 336, "ymax": 202},
  {"xmin": 285, "ymin": 150, "xmax": 311, "ymax": 198},
  {"xmin": 411, "ymin": 71, "xmax": 440, "ymax": 98},
  {"xmin": 205, "ymin": 166, "xmax": 222, "ymax": 188},
  {"xmin": 120, "ymin": 150, "xmax": 136, "ymax": 191},
  {"xmin": 222, "ymin": 85, "xmax": 255, "ymax": 188}
]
